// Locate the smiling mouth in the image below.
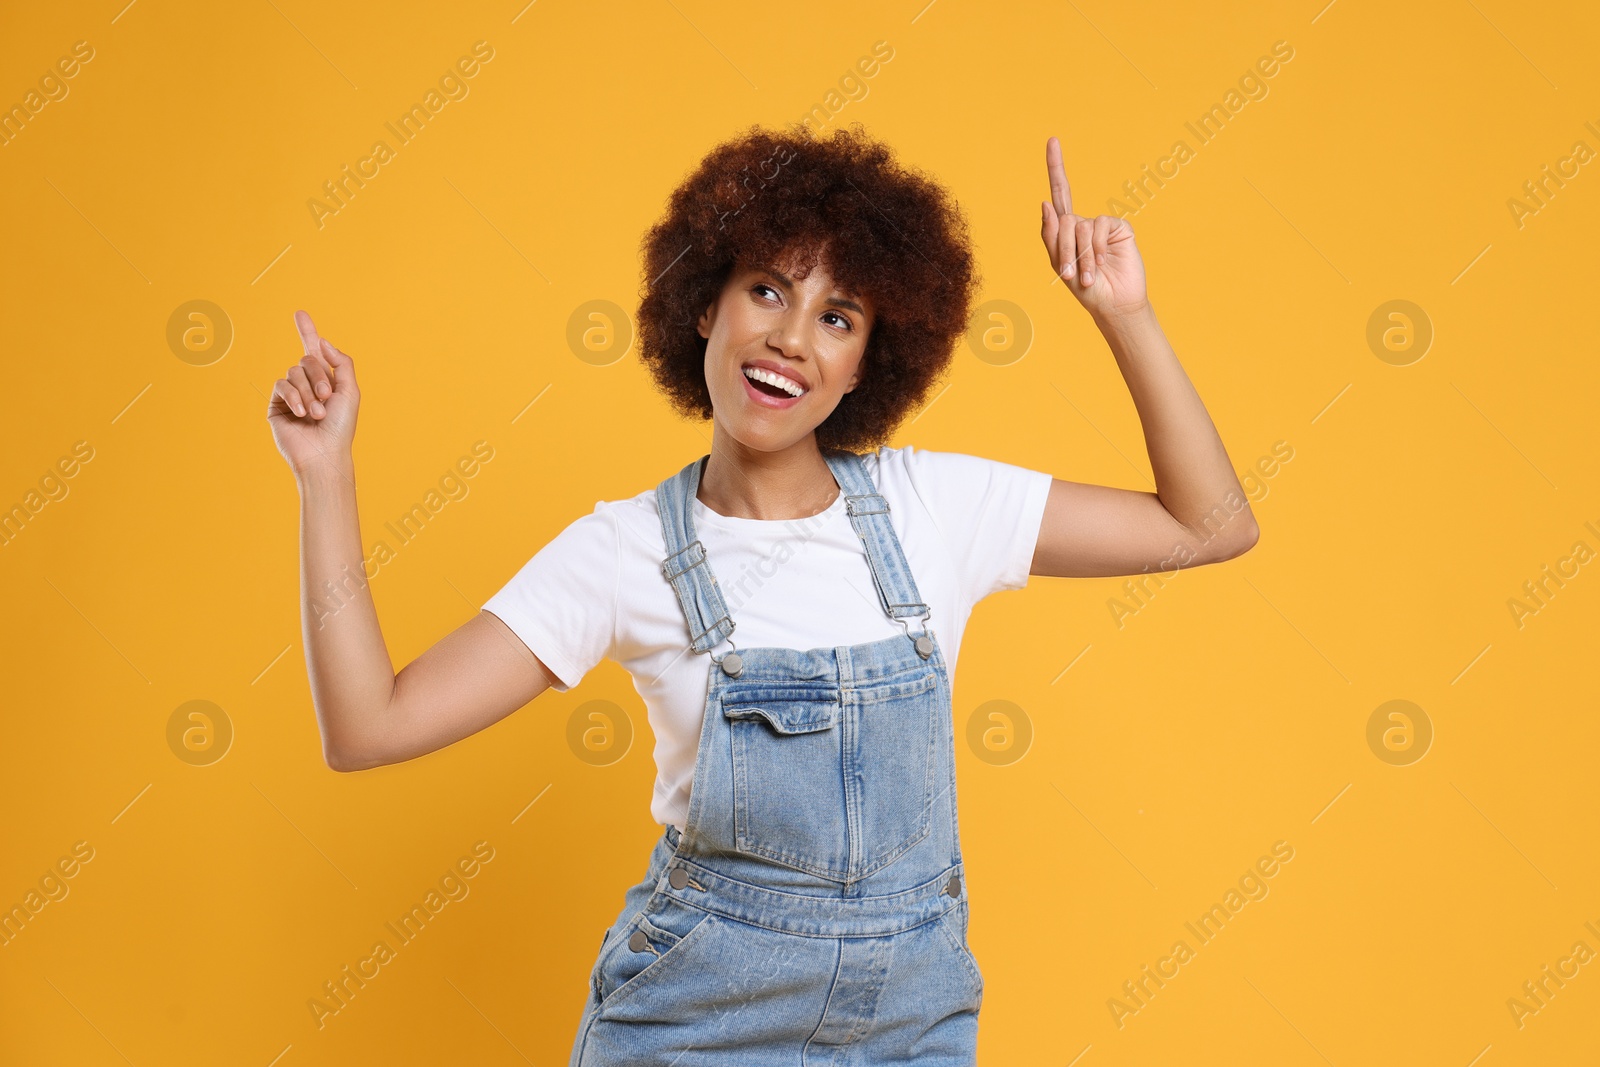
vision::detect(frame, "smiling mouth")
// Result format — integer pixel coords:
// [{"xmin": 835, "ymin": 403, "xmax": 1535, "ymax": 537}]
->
[
  {"xmin": 742, "ymin": 365, "xmax": 807, "ymax": 398},
  {"xmin": 748, "ymin": 371, "xmax": 800, "ymax": 396}
]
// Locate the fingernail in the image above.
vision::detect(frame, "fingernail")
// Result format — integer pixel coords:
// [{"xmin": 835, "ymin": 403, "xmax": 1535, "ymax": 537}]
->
[
  {"xmin": 312, "ymin": 401, "xmax": 325, "ymax": 417},
  {"xmin": 1064, "ymin": 264, "xmax": 1074, "ymax": 277},
  {"xmin": 1084, "ymin": 272, "xmax": 1092, "ymax": 284},
  {"xmin": 317, "ymin": 382, "xmax": 330, "ymax": 398}
]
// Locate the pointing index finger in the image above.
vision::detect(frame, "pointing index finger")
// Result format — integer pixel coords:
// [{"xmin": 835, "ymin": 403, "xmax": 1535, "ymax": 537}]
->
[
  {"xmin": 1046, "ymin": 136, "xmax": 1073, "ymax": 217},
  {"xmin": 294, "ymin": 309, "xmax": 322, "ymax": 358}
]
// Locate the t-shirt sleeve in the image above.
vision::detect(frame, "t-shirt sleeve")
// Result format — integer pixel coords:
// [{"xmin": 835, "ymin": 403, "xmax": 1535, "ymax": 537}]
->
[
  {"xmin": 480, "ymin": 504, "xmax": 619, "ymax": 692},
  {"xmin": 898, "ymin": 446, "xmax": 1054, "ymax": 606}
]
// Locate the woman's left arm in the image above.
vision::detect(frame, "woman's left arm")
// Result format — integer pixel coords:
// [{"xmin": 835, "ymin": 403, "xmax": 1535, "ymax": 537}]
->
[{"xmin": 1030, "ymin": 135, "xmax": 1258, "ymax": 579}]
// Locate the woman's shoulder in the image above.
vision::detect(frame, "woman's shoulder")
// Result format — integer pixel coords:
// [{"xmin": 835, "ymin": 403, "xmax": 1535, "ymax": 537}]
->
[
  {"xmin": 851, "ymin": 443, "xmax": 994, "ymax": 487},
  {"xmin": 856, "ymin": 443, "xmax": 1053, "ymax": 528},
  {"xmin": 585, "ymin": 486, "xmax": 670, "ymax": 557}
]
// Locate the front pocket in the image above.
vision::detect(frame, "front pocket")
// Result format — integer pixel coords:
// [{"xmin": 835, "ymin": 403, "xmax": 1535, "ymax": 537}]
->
[
  {"xmin": 596, "ymin": 896, "xmax": 713, "ymax": 1010},
  {"xmin": 936, "ymin": 901, "xmax": 984, "ymax": 1012},
  {"xmin": 588, "ymin": 924, "xmax": 614, "ymax": 1003}
]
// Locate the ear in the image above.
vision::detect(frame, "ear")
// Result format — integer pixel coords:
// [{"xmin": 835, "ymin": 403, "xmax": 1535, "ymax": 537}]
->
[
  {"xmin": 843, "ymin": 356, "xmax": 864, "ymax": 394},
  {"xmin": 696, "ymin": 300, "xmax": 716, "ymax": 340}
]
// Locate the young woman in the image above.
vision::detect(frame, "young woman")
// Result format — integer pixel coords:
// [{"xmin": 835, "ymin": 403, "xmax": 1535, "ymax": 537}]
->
[{"xmin": 270, "ymin": 124, "xmax": 1258, "ymax": 1064}]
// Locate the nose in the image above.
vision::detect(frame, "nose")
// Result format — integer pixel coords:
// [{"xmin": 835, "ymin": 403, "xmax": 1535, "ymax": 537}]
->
[{"xmin": 767, "ymin": 307, "xmax": 807, "ymax": 360}]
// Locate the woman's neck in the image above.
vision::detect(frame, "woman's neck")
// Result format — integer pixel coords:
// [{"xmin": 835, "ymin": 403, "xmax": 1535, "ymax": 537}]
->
[{"xmin": 696, "ymin": 435, "xmax": 841, "ymax": 521}]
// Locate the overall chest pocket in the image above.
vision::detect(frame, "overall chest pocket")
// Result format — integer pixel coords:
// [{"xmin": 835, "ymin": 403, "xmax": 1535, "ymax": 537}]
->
[{"xmin": 721, "ymin": 669, "xmax": 939, "ymax": 881}]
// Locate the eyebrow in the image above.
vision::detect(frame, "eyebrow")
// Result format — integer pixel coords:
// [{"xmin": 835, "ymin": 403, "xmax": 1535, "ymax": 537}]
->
[{"xmin": 760, "ymin": 267, "xmax": 867, "ymax": 317}]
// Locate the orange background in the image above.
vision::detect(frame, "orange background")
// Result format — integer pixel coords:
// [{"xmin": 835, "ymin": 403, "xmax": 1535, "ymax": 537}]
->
[{"xmin": 2, "ymin": 1, "xmax": 1598, "ymax": 1063}]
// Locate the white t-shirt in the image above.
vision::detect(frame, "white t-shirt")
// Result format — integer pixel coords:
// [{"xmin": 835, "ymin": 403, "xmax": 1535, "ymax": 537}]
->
[{"xmin": 481, "ymin": 444, "xmax": 1053, "ymax": 833}]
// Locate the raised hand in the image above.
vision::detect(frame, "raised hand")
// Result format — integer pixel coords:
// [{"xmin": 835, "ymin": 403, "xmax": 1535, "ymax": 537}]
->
[
  {"xmin": 1040, "ymin": 136, "xmax": 1149, "ymax": 320},
  {"xmin": 268, "ymin": 310, "xmax": 360, "ymax": 478}
]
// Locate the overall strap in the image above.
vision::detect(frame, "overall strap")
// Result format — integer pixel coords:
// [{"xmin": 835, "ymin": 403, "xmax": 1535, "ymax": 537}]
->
[
  {"xmin": 656, "ymin": 450, "xmax": 932, "ymax": 660},
  {"xmin": 657, "ymin": 455, "xmax": 735, "ymax": 655},
  {"xmin": 824, "ymin": 449, "xmax": 930, "ymax": 627}
]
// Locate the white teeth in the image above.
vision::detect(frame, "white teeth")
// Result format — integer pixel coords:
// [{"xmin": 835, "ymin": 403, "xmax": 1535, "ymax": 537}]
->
[{"xmin": 743, "ymin": 366, "xmax": 805, "ymax": 397}]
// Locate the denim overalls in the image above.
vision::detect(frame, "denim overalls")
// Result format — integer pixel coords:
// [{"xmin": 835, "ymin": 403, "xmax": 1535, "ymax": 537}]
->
[{"xmin": 569, "ymin": 448, "xmax": 983, "ymax": 1065}]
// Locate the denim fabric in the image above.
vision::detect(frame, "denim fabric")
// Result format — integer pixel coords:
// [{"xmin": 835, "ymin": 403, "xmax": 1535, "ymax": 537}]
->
[{"xmin": 569, "ymin": 449, "xmax": 983, "ymax": 1065}]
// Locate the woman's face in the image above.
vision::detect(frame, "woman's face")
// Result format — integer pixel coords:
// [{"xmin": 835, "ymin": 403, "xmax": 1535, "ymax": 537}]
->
[{"xmin": 697, "ymin": 251, "xmax": 874, "ymax": 453}]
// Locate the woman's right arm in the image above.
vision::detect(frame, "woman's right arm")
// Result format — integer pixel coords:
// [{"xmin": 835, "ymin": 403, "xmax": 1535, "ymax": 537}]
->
[{"xmin": 275, "ymin": 312, "xmax": 560, "ymax": 773}]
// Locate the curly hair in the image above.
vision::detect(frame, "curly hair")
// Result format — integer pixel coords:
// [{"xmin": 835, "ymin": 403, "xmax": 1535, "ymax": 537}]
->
[{"xmin": 635, "ymin": 121, "xmax": 980, "ymax": 453}]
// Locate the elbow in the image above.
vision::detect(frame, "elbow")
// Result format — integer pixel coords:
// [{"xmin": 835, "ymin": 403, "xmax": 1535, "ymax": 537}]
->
[
  {"xmin": 317, "ymin": 698, "xmax": 396, "ymax": 773},
  {"xmin": 1228, "ymin": 521, "xmax": 1254, "ymax": 556},
  {"xmin": 318, "ymin": 717, "xmax": 357, "ymax": 772},
  {"xmin": 1215, "ymin": 499, "xmax": 1260, "ymax": 561},
  {"xmin": 323, "ymin": 738, "xmax": 384, "ymax": 773},
  {"xmin": 1222, "ymin": 518, "xmax": 1260, "ymax": 560},
  {"xmin": 325, "ymin": 748, "xmax": 384, "ymax": 773},
  {"xmin": 1190, "ymin": 517, "xmax": 1259, "ymax": 566},
  {"xmin": 1178, "ymin": 515, "xmax": 1259, "ymax": 567}
]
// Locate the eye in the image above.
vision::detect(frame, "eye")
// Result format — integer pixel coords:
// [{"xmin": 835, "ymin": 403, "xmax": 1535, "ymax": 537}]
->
[{"xmin": 750, "ymin": 282, "xmax": 853, "ymax": 331}]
